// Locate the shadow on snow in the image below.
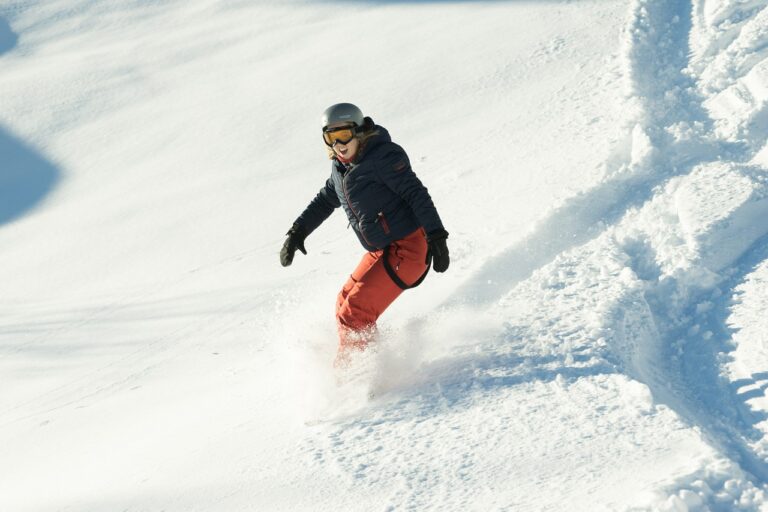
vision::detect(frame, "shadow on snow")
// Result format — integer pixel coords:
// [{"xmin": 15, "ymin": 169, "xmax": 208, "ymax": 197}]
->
[
  {"xmin": 0, "ymin": 16, "xmax": 18, "ymax": 56},
  {"xmin": 0, "ymin": 125, "xmax": 61, "ymax": 227}
]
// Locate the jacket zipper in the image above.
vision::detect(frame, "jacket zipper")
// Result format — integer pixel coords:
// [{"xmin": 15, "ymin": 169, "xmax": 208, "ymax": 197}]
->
[
  {"xmin": 377, "ymin": 212, "xmax": 391, "ymax": 234},
  {"xmin": 341, "ymin": 169, "xmax": 374, "ymax": 247}
]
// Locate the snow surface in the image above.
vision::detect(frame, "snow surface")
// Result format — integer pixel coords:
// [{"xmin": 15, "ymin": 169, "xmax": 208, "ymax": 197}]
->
[{"xmin": 2, "ymin": 0, "xmax": 768, "ymax": 510}]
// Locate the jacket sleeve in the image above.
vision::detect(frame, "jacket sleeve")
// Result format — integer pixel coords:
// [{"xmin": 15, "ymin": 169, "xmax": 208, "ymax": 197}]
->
[
  {"xmin": 295, "ymin": 176, "xmax": 341, "ymax": 235},
  {"xmin": 376, "ymin": 147, "xmax": 445, "ymax": 236}
]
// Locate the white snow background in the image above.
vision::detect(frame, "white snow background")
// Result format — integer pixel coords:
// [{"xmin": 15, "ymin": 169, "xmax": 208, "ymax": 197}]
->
[{"xmin": 2, "ymin": 0, "xmax": 768, "ymax": 510}]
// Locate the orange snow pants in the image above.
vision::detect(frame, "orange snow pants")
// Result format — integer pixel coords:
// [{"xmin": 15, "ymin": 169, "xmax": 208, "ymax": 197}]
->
[{"xmin": 335, "ymin": 227, "xmax": 429, "ymax": 355}]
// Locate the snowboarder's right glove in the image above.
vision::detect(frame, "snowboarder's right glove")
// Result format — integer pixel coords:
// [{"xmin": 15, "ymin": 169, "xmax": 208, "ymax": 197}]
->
[
  {"xmin": 280, "ymin": 223, "xmax": 308, "ymax": 267},
  {"xmin": 426, "ymin": 229, "xmax": 449, "ymax": 273}
]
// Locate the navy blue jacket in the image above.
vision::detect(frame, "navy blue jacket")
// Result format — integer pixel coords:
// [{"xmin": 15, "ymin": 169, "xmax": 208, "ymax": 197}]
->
[{"xmin": 296, "ymin": 125, "xmax": 445, "ymax": 252}]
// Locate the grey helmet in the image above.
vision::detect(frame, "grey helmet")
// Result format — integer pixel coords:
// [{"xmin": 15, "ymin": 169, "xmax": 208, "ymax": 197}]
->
[{"xmin": 322, "ymin": 103, "xmax": 364, "ymax": 130}]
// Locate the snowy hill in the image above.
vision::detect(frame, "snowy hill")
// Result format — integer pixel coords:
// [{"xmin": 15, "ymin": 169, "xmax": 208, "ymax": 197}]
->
[{"xmin": 2, "ymin": 0, "xmax": 768, "ymax": 510}]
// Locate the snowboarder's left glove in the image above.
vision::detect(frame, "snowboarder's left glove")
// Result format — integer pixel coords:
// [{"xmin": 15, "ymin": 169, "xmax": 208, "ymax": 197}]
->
[
  {"xmin": 280, "ymin": 223, "xmax": 308, "ymax": 267},
  {"xmin": 427, "ymin": 229, "xmax": 449, "ymax": 273}
]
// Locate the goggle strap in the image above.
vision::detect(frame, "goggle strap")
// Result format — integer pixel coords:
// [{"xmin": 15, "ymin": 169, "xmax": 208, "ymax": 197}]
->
[{"xmin": 323, "ymin": 124, "xmax": 362, "ymax": 134}]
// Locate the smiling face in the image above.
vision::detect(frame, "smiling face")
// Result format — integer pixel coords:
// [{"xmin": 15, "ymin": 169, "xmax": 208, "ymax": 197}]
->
[
  {"xmin": 333, "ymin": 136, "xmax": 360, "ymax": 161},
  {"xmin": 325, "ymin": 122, "xmax": 360, "ymax": 161}
]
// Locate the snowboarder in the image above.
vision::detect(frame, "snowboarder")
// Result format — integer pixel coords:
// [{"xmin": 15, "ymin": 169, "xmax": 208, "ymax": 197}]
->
[{"xmin": 280, "ymin": 103, "xmax": 449, "ymax": 366}]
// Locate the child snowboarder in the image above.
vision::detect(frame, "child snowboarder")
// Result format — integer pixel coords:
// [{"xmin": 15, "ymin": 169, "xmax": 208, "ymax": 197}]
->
[{"xmin": 280, "ymin": 103, "xmax": 449, "ymax": 366}]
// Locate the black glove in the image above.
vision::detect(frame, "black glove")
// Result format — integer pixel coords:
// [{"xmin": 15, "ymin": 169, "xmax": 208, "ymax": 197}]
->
[
  {"xmin": 280, "ymin": 224, "xmax": 308, "ymax": 267},
  {"xmin": 426, "ymin": 229, "xmax": 449, "ymax": 273}
]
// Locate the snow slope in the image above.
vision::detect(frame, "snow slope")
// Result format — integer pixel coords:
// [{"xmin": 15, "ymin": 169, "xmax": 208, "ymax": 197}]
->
[{"xmin": 2, "ymin": 0, "xmax": 768, "ymax": 511}]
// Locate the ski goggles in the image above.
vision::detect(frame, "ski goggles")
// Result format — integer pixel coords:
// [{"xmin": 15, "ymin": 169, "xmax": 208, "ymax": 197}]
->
[{"xmin": 322, "ymin": 125, "xmax": 358, "ymax": 147}]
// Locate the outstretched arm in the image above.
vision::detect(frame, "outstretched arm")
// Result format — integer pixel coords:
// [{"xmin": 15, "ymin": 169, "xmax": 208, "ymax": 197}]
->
[
  {"xmin": 295, "ymin": 176, "xmax": 341, "ymax": 235},
  {"xmin": 280, "ymin": 177, "xmax": 340, "ymax": 267}
]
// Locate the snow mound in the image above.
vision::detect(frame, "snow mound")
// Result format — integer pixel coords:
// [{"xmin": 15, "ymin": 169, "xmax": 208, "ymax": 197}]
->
[
  {"xmin": 691, "ymin": 0, "xmax": 768, "ymax": 148},
  {"xmin": 691, "ymin": 1, "xmax": 768, "ymax": 90},
  {"xmin": 675, "ymin": 163, "xmax": 768, "ymax": 272},
  {"xmin": 704, "ymin": 58, "xmax": 768, "ymax": 144}
]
